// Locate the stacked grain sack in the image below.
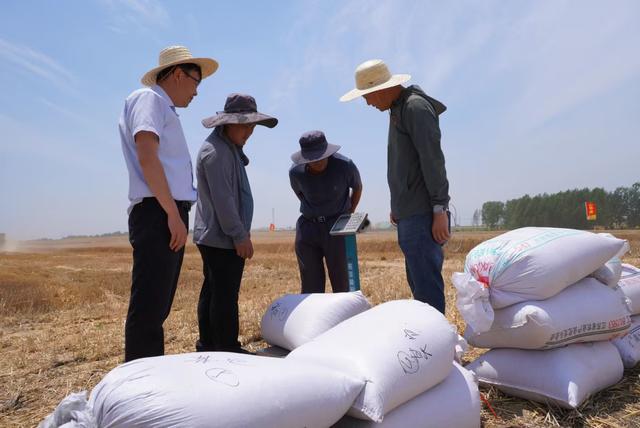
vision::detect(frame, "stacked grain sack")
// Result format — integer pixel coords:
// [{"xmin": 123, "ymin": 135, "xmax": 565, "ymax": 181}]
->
[
  {"xmin": 260, "ymin": 290, "xmax": 372, "ymax": 351},
  {"xmin": 286, "ymin": 300, "xmax": 481, "ymax": 427},
  {"xmin": 612, "ymin": 264, "xmax": 640, "ymax": 368},
  {"xmin": 39, "ymin": 352, "xmax": 366, "ymax": 428},
  {"xmin": 453, "ymin": 227, "xmax": 631, "ymax": 409}
]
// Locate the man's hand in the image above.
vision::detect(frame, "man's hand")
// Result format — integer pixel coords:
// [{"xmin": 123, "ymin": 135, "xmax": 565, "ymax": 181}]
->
[
  {"xmin": 432, "ymin": 211, "xmax": 450, "ymax": 244},
  {"xmin": 389, "ymin": 212, "xmax": 398, "ymax": 227},
  {"xmin": 168, "ymin": 211, "xmax": 188, "ymax": 251},
  {"xmin": 235, "ymin": 237, "xmax": 254, "ymax": 259}
]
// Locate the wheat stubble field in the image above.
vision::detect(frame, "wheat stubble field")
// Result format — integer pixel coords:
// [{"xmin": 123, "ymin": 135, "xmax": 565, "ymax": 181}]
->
[{"xmin": 1, "ymin": 230, "xmax": 640, "ymax": 427}]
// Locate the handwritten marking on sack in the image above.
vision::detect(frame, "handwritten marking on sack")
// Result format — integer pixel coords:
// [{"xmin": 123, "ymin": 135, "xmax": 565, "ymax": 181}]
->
[
  {"xmin": 404, "ymin": 329, "xmax": 419, "ymax": 340},
  {"xmin": 205, "ymin": 368, "xmax": 240, "ymax": 387},
  {"xmin": 397, "ymin": 345, "xmax": 432, "ymax": 374},
  {"xmin": 187, "ymin": 356, "xmax": 252, "ymax": 367},
  {"xmin": 270, "ymin": 302, "xmax": 289, "ymax": 321},
  {"xmin": 189, "ymin": 355, "xmax": 213, "ymax": 364}
]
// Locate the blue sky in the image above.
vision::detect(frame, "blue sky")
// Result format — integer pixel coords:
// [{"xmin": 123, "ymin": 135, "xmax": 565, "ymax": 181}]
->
[{"xmin": 1, "ymin": 0, "xmax": 639, "ymax": 240}]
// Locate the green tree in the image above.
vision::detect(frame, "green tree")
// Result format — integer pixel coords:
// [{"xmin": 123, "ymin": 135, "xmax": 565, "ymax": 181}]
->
[{"xmin": 482, "ymin": 201, "xmax": 504, "ymax": 229}]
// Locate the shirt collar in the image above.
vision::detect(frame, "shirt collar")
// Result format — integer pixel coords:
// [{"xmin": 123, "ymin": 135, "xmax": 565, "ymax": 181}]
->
[{"xmin": 151, "ymin": 84, "xmax": 178, "ymax": 115}]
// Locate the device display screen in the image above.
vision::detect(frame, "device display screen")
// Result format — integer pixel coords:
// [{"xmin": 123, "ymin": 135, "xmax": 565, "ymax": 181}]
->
[{"xmin": 332, "ymin": 216, "xmax": 350, "ymax": 231}]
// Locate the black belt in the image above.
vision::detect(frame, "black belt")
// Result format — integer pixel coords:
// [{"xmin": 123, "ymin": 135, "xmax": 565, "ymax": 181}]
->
[{"xmin": 303, "ymin": 213, "xmax": 340, "ymax": 223}]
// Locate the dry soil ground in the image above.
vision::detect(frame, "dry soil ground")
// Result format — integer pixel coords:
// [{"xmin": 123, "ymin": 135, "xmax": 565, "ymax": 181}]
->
[{"xmin": 1, "ymin": 229, "xmax": 639, "ymax": 427}]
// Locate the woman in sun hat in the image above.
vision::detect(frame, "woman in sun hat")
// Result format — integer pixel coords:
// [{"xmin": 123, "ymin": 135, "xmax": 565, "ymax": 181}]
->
[
  {"xmin": 193, "ymin": 94, "xmax": 278, "ymax": 354},
  {"xmin": 120, "ymin": 45, "xmax": 218, "ymax": 362},
  {"xmin": 289, "ymin": 130, "xmax": 363, "ymax": 294}
]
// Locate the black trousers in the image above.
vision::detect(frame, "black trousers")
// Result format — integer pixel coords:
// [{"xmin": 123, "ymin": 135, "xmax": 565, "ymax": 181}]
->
[
  {"xmin": 196, "ymin": 245, "xmax": 245, "ymax": 352},
  {"xmin": 125, "ymin": 197, "xmax": 189, "ymax": 362},
  {"xmin": 295, "ymin": 215, "xmax": 349, "ymax": 294}
]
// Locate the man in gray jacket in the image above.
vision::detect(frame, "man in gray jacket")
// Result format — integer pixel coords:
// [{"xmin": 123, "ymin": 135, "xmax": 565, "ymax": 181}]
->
[
  {"xmin": 194, "ymin": 94, "xmax": 278, "ymax": 353},
  {"xmin": 340, "ymin": 59, "xmax": 450, "ymax": 314}
]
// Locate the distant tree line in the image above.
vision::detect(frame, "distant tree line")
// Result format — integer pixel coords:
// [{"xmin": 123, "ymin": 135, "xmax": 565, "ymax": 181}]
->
[{"xmin": 479, "ymin": 182, "xmax": 640, "ymax": 230}]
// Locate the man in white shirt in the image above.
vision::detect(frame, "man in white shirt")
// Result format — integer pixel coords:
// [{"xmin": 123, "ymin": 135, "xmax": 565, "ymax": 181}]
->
[{"xmin": 119, "ymin": 46, "xmax": 218, "ymax": 361}]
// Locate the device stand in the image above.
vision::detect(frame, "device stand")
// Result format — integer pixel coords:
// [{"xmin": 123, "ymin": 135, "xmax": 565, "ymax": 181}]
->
[{"xmin": 344, "ymin": 234, "xmax": 360, "ymax": 291}]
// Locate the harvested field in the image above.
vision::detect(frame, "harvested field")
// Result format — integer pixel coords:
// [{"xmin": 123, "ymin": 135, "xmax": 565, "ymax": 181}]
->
[{"xmin": 1, "ymin": 229, "xmax": 640, "ymax": 427}]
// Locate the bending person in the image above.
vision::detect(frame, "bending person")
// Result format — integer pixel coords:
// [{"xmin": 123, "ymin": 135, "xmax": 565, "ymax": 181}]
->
[{"xmin": 289, "ymin": 131, "xmax": 363, "ymax": 294}]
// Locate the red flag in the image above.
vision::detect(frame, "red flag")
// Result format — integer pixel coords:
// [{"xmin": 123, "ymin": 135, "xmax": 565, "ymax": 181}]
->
[{"xmin": 585, "ymin": 202, "xmax": 597, "ymax": 221}]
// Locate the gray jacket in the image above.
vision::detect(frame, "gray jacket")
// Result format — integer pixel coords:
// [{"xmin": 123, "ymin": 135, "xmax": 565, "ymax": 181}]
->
[
  {"xmin": 388, "ymin": 85, "xmax": 450, "ymax": 219},
  {"xmin": 193, "ymin": 128, "xmax": 253, "ymax": 249}
]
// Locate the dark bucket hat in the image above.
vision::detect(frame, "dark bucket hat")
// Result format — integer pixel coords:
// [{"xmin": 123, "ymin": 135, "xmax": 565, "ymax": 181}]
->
[
  {"xmin": 290, "ymin": 130, "xmax": 341, "ymax": 165},
  {"xmin": 202, "ymin": 93, "xmax": 278, "ymax": 128}
]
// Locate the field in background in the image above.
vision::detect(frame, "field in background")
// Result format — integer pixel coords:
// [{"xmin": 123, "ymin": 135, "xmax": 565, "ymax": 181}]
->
[{"xmin": 1, "ymin": 229, "xmax": 640, "ymax": 427}]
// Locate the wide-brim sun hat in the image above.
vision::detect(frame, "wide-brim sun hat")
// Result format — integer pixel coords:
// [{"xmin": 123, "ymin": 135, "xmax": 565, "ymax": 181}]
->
[
  {"xmin": 141, "ymin": 45, "xmax": 219, "ymax": 87},
  {"xmin": 291, "ymin": 130, "xmax": 341, "ymax": 166},
  {"xmin": 339, "ymin": 59, "xmax": 411, "ymax": 102},
  {"xmin": 202, "ymin": 93, "xmax": 278, "ymax": 128}
]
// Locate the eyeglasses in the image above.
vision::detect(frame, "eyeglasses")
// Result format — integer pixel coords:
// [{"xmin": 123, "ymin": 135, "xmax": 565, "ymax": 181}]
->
[{"xmin": 181, "ymin": 69, "xmax": 201, "ymax": 87}]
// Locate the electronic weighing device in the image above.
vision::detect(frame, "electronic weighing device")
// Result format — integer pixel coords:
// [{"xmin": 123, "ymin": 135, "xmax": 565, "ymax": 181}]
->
[{"xmin": 329, "ymin": 212, "xmax": 369, "ymax": 291}]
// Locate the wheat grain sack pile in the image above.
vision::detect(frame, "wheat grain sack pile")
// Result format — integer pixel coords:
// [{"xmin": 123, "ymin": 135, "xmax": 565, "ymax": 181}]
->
[
  {"xmin": 452, "ymin": 227, "xmax": 628, "ymax": 333},
  {"xmin": 459, "ymin": 228, "xmax": 634, "ymax": 408},
  {"xmin": 39, "ymin": 299, "xmax": 481, "ymax": 427}
]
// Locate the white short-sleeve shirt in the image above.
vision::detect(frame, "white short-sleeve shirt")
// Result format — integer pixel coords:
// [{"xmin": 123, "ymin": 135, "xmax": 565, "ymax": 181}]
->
[{"xmin": 119, "ymin": 85, "xmax": 196, "ymax": 213}]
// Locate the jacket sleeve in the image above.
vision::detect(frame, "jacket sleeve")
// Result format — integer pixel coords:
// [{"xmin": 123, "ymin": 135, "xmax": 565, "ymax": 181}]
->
[
  {"xmin": 403, "ymin": 97, "xmax": 450, "ymax": 208},
  {"xmin": 202, "ymin": 148, "xmax": 248, "ymax": 244}
]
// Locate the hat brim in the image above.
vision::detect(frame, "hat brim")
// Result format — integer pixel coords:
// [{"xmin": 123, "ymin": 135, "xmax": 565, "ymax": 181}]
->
[
  {"xmin": 339, "ymin": 74, "xmax": 411, "ymax": 102},
  {"xmin": 202, "ymin": 112, "xmax": 278, "ymax": 129},
  {"xmin": 290, "ymin": 143, "xmax": 341, "ymax": 166},
  {"xmin": 141, "ymin": 57, "xmax": 219, "ymax": 87}
]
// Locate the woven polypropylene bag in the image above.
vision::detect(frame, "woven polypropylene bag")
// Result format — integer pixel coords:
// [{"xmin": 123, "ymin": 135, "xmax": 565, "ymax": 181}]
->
[
  {"xmin": 453, "ymin": 227, "xmax": 627, "ymax": 333},
  {"xmin": 261, "ymin": 291, "xmax": 371, "ymax": 350}
]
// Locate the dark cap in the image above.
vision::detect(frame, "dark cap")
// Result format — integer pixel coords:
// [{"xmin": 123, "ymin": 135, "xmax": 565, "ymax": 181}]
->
[
  {"xmin": 290, "ymin": 130, "xmax": 341, "ymax": 166},
  {"xmin": 202, "ymin": 93, "xmax": 278, "ymax": 128}
]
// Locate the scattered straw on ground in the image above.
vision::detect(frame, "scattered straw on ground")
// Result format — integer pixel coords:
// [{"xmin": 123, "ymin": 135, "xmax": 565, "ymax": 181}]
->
[{"xmin": 1, "ymin": 230, "xmax": 640, "ymax": 427}]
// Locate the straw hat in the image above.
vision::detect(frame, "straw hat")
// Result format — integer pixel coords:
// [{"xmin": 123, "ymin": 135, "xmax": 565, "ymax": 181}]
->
[
  {"xmin": 141, "ymin": 45, "xmax": 218, "ymax": 87},
  {"xmin": 339, "ymin": 59, "xmax": 411, "ymax": 102}
]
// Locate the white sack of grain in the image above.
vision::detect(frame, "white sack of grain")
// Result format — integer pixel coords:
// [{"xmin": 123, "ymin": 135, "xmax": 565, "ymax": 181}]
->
[
  {"xmin": 453, "ymin": 227, "xmax": 627, "ymax": 333},
  {"xmin": 467, "ymin": 341, "xmax": 623, "ymax": 409},
  {"xmin": 41, "ymin": 352, "xmax": 365, "ymax": 428},
  {"xmin": 331, "ymin": 362, "xmax": 480, "ymax": 428},
  {"xmin": 612, "ymin": 315, "xmax": 640, "ymax": 368},
  {"xmin": 465, "ymin": 277, "xmax": 631, "ymax": 350},
  {"xmin": 261, "ymin": 290, "xmax": 371, "ymax": 350},
  {"xmin": 618, "ymin": 263, "xmax": 640, "ymax": 315},
  {"xmin": 38, "ymin": 391, "xmax": 95, "ymax": 428},
  {"xmin": 590, "ymin": 236, "xmax": 629, "ymax": 287},
  {"xmin": 287, "ymin": 300, "xmax": 458, "ymax": 423}
]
